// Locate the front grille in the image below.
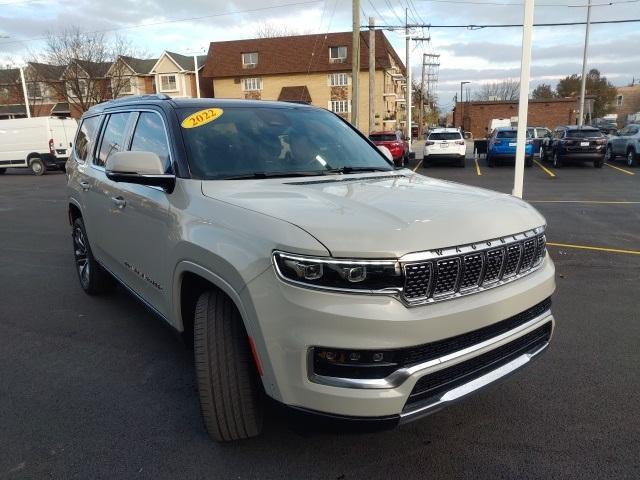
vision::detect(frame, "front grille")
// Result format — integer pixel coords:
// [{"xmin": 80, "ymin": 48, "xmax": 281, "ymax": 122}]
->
[
  {"xmin": 404, "ymin": 321, "xmax": 552, "ymax": 408},
  {"xmin": 402, "ymin": 229, "xmax": 546, "ymax": 304},
  {"xmin": 398, "ymin": 297, "xmax": 551, "ymax": 367}
]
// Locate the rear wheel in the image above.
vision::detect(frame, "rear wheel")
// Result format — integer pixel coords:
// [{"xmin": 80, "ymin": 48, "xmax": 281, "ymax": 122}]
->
[
  {"xmin": 30, "ymin": 158, "xmax": 45, "ymax": 176},
  {"xmin": 72, "ymin": 217, "xmax": 115, "ymax": 294},
  {"xmin": 539, "ymin": 146, "xmax": 547, "ymax": 161},
  {"xmin": 457, "ymin": 156, "xmax": 465, "ymax": 168},
  {"xmin": 627, "ymin": 149, "xmax": 637, "ymax": 167},
  {"xmin": 0, "ymin": 168, "xmax": 6, "ymax": 175},
  {"xmin": 552, "ymin": 151, "xmax": 562, "ymax": 168},
  {"xmin": 594, "ymin": 157, "xmax": 604, "ymax": 168},
  {"xmin": 486, "ymin": 153, "xmax": 495, "ymax": 167},
  {"xmin": 525, "ymin": 157, "xmax": 533, "ymax": 168},
  {"xmin": 194, "ymin": 289, "xmax": 263, "ymax": 442}
]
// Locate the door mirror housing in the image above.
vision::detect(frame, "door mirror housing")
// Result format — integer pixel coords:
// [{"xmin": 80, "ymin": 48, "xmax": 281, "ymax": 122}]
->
[
  {"xmin": 377, "ymin": 145, "xmax": 394, "ymax": 163},
  {"xmin": 105, "ymin": 151, "xmax": 175, "ymax": 193}
]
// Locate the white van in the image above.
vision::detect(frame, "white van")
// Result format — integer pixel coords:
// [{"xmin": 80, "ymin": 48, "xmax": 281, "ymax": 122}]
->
[{"xmin": 0, "ymin": 117, "xmax": 78, "ymax": 175}]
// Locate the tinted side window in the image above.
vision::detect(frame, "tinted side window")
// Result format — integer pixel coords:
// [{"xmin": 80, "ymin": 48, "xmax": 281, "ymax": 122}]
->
[
  {"xmin": 74, "ymin": 116, "xmax": 101, "ymax": 162},
  {"xmin": 130, "ymin": 112, "xmax": 172, "ymax": 173},
  {"xmin": 96, "ymin": 113, "xmax": 131, "ymax": 167}
]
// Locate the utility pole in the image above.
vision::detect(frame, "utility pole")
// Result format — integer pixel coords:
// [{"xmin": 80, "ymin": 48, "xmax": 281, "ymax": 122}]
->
[
  {"xmin": 578, "ymin": 0, "xmax": 592, "ymax": 127},
  {"xmin": 351, "ymin": 0, "xmax": 360, "ymax": 128},
  {"xmin": 369, "ymin": 17, "xmax": 375, "ymax": 134},
  {"xmin": 460, "ymin": 81, "xmax": 470, "ymax": 131},
  {"xmin": 419, "ymin": 53, "xmax": 426, "ymax": 138},
  {"xmin": 405, "ymin": 8, "xmax": 412, "ymax": 148},
  {"xmin": 513, "ymin": 0, "xmax": 535, "ymax": 199},
  {"xmin": 19, "ymin": 66, "xmax": 31, "ymax": 118},
  {"xmin": 194, "ymin": 55, "xmax": 201, "ymax": 98}
]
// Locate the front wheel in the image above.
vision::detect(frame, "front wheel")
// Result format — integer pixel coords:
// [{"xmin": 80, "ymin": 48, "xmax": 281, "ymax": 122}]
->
[
  {"xmin": 194, "ymin": 290, "xmax": 263, "ymax": 442},
  {"xmin": 72, "ymin": 217, "xmax": 115, "ymax": 294},
  {"xmin": 30, "ymin": 158, "xmax": 46, "ymax": 176},
  {"xmin": 627, "ymin": 149, "xmax": 637, "ymax": 167}
]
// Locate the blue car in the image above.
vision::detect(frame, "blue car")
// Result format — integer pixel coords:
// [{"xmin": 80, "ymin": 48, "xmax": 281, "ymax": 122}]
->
[{"xmin": 486, "ymin": 127, "xmax": 534, "ymax": 167}]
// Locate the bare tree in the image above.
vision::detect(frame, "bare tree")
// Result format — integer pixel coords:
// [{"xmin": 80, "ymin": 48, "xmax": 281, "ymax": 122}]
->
[
  {"xmin": 254, "ymin": 22, "xmax": 305, "ymax": 38},
  {"xmin": 34, "ymin": 27, "xmax": 139, "ymax": 113},
  {"xmin": 474, "ymin": 79, "xmax": 520, "ymax": 101}
]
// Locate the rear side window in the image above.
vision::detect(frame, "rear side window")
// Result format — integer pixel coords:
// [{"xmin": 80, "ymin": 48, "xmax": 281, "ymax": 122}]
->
[
  {"xmin": 496, "ymin": 130, "xmax": 517, "ymax": 139},
  {"xmin": 429, "ymin": 132, "xmax": 462, "ymax": 141},
  {"xmin": 96, "ymin": 112, "xmax": 131, "ymax": 167},
  {"xmin": 130, "ymin": 112, "xmax": 172, "ymax": 173},
  {"xmin": 74, "ymin": 116, "xmax": 101, "ymax": 162}
]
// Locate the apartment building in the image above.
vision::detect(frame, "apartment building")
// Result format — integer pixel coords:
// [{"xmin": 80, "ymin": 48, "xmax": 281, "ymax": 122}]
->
[{"xmin": 202, "ymin": 31, "xmax": 407, "ymax": 134}]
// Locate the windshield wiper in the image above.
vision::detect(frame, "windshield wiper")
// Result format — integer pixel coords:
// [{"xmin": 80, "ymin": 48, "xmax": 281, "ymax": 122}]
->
[
  {"xmin": 326, "ymin": 166, "xmax": 393, "ymax": 174},
  {"xmin": 220, "ymin": 171, "xmax": 328, "ymax": 180}
]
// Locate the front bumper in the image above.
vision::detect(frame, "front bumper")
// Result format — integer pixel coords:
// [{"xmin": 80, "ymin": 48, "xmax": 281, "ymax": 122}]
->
[{"xmin": 242, "ymin": 255, "xmax": 556, "ymax": 419}]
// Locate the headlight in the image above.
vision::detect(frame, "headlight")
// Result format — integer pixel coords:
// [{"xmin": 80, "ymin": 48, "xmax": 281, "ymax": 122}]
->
[{"xmin": 272, "ymin": 251, "xmax": 403, "ymax": 293}]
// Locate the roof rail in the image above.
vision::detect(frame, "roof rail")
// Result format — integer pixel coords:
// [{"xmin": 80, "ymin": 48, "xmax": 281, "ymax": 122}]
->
[{"xmin": 105, "ymin": 94, "xmax": 172, "ymax": 105}]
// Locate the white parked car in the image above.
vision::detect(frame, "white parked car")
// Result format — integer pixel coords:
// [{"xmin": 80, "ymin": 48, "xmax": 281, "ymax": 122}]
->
[
  {"xmin": 424, "ymin": 128, "xmax": 466, "ymax": 167},
  {"xmin": 67, "ymin": 96, "xmax": 556, "ymax": 442},
  {"xmin": 0, "ymin": 116, "xmax": 77, "ymax": 175}
]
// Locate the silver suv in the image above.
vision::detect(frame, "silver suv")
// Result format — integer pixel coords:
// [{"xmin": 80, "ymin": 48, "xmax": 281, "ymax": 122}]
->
[{"xmin": 67, "ymin": 96, "xmax": 556, "ymax": 442}]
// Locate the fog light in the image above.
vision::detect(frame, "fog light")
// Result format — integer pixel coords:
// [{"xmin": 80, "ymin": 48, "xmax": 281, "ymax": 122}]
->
[{"xmin": 325, "ymin": 351, "xmax": 336, "ymax": 361}]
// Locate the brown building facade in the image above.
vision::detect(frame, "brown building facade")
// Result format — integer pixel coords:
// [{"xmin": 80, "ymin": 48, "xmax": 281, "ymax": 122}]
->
[
  {"xmin": 614, "ymin": 84, "xmax": 640, "ymax": 125},
  {"xmin": 203, "ymin": 31, "xmax": 407, "ymax": 134},
  {"xmin": 453, "ymin": 98, "xmax": 579, "ymax": 138}
]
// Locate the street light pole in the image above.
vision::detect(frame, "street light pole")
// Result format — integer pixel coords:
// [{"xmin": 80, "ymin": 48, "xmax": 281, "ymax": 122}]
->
[
  {"xmin": 194, "ymin": 55, "xmax": 201, "ymax": 99},
  {"xmin": 19, "ymin": 66, "xmax": 31, "ymax": 118},
  {"xmin": 578, "ymin": 0, "xmax": 592, "ymax": 127},
  {"xmin": 513, "ymin": 0, "xmax": 535, "ymax": 199},
  {"xmin": 460, "ymin": 81, "xmax": 470, "ymax": 131},
  {"xmin": 405, "ymin": 8, "xmax": 412, "ymax": 148}
]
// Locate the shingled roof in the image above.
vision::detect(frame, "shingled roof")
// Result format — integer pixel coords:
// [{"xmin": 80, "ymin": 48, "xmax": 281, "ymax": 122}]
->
[
  {"xmin": 203, "ymin": 30, "xmax": 405, "ymax": 78},
  {"xmin": 120, "ymin": 56, "xmax": 158, "ymax": 74},
  {"xmin": 28, "ymin": 62, "xmax": 66, "ymax": 81},
  {"xmin": 164, "ymin": 51, "xmax": 207, "ymax": 71},
  {"xmin": 0, "ymin": 68, "xmax": 19, "ymax": 84}
]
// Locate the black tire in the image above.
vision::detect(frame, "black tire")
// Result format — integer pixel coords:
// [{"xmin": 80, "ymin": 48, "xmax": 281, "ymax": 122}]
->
[
  {"xmin": 604, "ymin": 145, "xmax": 614, "ymax": 162},
  {"xmin": 59, "ymin": 164, "xmax": 67, "ymax": 173},
  {"xmin": 594, "ymin": 158, "xmax": 604, "ymax": 168},
  {"xmin": 540, "ymin": 146, "xmax": 547, "ymax": 162},
  {"xmin": 525, "ymin": 157, "xmax": 533, "ymax": 168},
  {"xmin": 72, "ymin": 217, "xmax": 115, "ymax": 294},
  {"xmin": 0, "ymin": 168, "xmax": 6, "ymax": 175},
  {"xmin": 30, "ymin": 158, "xmax": 46, "ymax": 176},
  {"xmin": 552, "ymin": 151, "xmax": 562, "ymax": 168},
  {"xmin": 626, "ymin": 149, "xmax": 637, "ymax": 167},
  {"xmin": 486, "ymin": 154, "xmax": 495, "ymax": 167},
  {"xmin": 422, "ymin": 155, "xmax": 429, "ymax": 167},
  {"xmin": 457, "ymin": 156, "xmax": 465, "ymax": 168},
  {"xmin": 194, "ymin": 290, "xmax": 263, "ymax": 442}
]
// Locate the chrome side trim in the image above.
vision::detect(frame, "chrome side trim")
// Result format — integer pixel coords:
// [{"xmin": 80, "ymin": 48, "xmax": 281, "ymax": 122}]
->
[
  {"xmin": 307, "ymin": 309, "xmax": 553, "ymax": 389},
  {"xmin": 399, "ymin": 341, "xmax": 549, "ymax": 423}
]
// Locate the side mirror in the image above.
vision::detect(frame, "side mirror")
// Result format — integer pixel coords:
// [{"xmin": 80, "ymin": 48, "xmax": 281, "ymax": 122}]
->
[
  {"xmin": 377, "ymin": 145, "xmax": 394, "ymax": 163},
  {"xmin": 105, "ymin": 151, "xmax": 175, "ymax": 193}
]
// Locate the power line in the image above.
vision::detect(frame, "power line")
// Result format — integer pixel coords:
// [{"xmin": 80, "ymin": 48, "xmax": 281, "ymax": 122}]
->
[
  {"xmin": 414, "ymin": 0, "xmax": 638, "ymax": 5},
  {"xmin": 0, "ymin": 0, "xmax": 325, "ymax": 46},
  {"xmin": 367, "ymin": 18, "xmax": 640, "ymax": 28}
]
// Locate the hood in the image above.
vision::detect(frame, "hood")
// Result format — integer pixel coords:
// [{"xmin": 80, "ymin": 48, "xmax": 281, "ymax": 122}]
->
[{"xmin": 201, "ymin": 172, "xmax": 546, "ymax": 258}]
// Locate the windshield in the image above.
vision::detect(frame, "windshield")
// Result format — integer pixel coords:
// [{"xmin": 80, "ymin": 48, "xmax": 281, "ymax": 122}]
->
[
  {"xmin": 180, "ymin": 106, "xmax": 393, "ymax": 179},
  {"xmin": 369, "ymin": 134, "xmax": 397, "ymax": 142},
  {"xmin": 429, "ymin": 132, "xmax": 462, "ymax": 140},
  {"xmin": 566, "ymin": 129, "xmax": 603, "ymax": 138}
]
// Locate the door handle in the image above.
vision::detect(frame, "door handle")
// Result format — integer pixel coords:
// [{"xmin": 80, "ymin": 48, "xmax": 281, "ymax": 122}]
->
[
  {"xmin": 111, "ymin": 196, "xmax": 127, "ymax": 209},
  {"xmin": 79, "ymin": 181, "xmax": 90, "ymax": 191}
]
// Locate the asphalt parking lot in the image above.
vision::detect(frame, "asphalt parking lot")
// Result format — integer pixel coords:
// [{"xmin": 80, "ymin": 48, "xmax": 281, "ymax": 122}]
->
[{"xmin": 1, "ymin": 156, "xmax": 639, "ymax": 479}]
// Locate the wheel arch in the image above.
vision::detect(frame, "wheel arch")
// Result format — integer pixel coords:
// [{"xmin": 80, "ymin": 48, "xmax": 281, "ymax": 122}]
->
[
  {"xmin": 26, "ymin": 152, "xmax": 42, "ymax": 163},
  {"xmin": 68, "ymin": 199, "xmax": 82, "ymax": 225}
]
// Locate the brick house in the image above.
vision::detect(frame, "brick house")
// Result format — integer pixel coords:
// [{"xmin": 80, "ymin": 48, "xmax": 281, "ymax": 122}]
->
[
  {"xmin": 202, "ymin": 31, "xmax": 407, "ymax": 134},
  {"xmin": 614, "ymin": 84, "xmax": 640, "ymax": 125},
  {"xmin": 453, "ymin": 98, "xmax": 579, "ymax": 138}
]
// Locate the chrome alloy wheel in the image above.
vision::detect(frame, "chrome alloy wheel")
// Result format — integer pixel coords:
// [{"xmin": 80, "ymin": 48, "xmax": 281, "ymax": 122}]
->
[{"xmin": 73, "ymin": 226, "xmax": 90, "ymax": 288}]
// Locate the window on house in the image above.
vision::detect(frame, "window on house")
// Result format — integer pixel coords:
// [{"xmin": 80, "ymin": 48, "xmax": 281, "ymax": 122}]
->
[
  {"xmin": 0, "ymin": 86, "xmax": 8, "ymax": 100},
  {"xmin": 159, "ymin": 74, "xmax": 178, "ymax": 92},
  {"xmin": 27, "ymin": 82, "xmax": 42, "ymax": 98},
  {"xmin": 117, "ymin": 77, "xmax": 133, "ymax": 94},
  {"xmin": 329, "ymin": 73, "xmax": 349, "ymax": 86},
  {"xmin": 329, "ymin": 46, "xmax": 347, "ymax": 62},
  {"xmin": 66, "ymin": 79, "xmax": 88, "ymax": 98},
  {"xmin": 616, "ymin": 95, "xmax": 623, "ymax": 106},
  {"xmin": 243, "ymin": 77, "xmax": 262, "ymax": 91},
  {"xmin": 242, "ymin": 52, "xmax": 258, "ymax": 68},
  {"xmin": 330, "ymin": 100, "xmax": 350, "ymax": 114}
]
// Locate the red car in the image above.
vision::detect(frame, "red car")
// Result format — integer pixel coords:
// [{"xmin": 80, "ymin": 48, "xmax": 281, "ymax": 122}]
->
[{"xmin": 369, "ymin": 131, "xmax": 409, "ymax": 166}]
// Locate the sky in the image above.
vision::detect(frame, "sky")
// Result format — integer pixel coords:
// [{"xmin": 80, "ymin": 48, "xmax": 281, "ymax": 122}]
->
[{"xmin": 0, "ymin": 0, "xmax": 638, "ymax": 110}]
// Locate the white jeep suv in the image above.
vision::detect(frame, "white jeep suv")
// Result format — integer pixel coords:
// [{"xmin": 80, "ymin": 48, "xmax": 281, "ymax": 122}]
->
[
  {"xmin": 67, "ymin": 96, "xmax": 555, "ymax": 442},
  {"xmin": 424, "ymin": 128, "xmax": 467, "ymax": 167}
]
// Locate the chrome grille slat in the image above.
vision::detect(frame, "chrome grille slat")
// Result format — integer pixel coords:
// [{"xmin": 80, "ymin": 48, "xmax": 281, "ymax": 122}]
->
[{"xmin": 402, "ymin": 228, "xmax": 546, "ymax": 306}]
